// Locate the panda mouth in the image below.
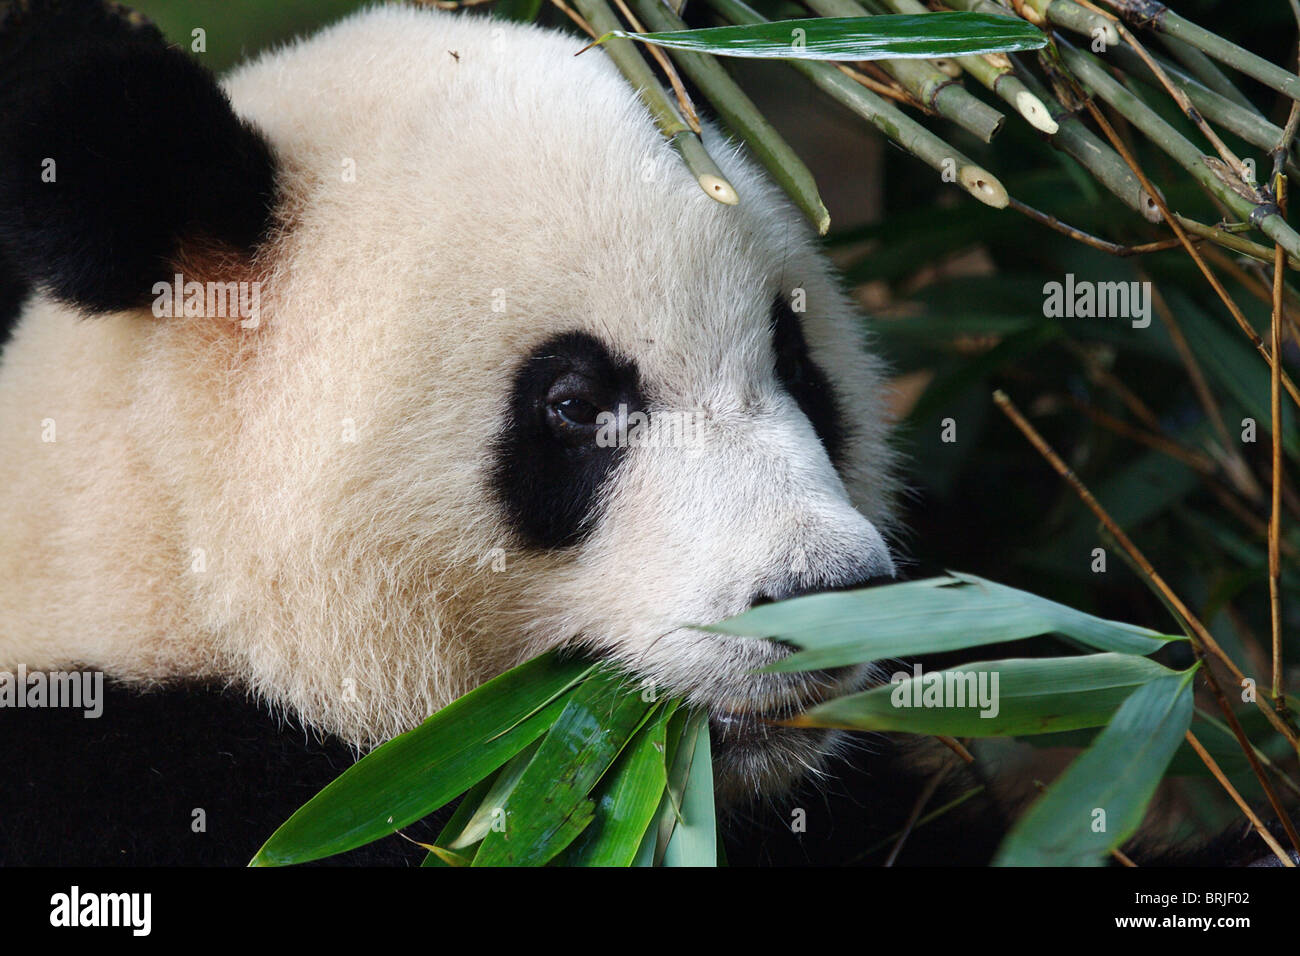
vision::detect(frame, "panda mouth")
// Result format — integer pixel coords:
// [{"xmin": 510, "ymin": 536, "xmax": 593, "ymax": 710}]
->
[{"xmin": 706, "ymin": 667, "xmax": 847, "ymax": 743}]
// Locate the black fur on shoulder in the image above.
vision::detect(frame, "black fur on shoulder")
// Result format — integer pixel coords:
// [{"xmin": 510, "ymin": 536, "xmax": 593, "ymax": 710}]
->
[
  {"xmin": 0, "ymin": 0, "xmax": 277, "ymax": 314},
  {"xmin": 1, "ymin": 679, "xmax": 444, "ymax": 866}
]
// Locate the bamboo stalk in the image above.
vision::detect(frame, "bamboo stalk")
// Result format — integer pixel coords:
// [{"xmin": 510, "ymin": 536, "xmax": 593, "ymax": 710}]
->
[
  {"xmin": 1067, "ymin": 81, "xmax": 1300, "ymax": 411},
  {"xmin": 1159, "ymin": 32, "xmax": 1254, "ymax": 110},
  {"xmin": 1176, "ymin": 215, "xmax": 1300, "ymax": 271},
  {"xmin": 1024, "ymin": 0, "xmax": 1119, "ymax": 47},
  {"xmin": 628, "ymin": 0, "xmax": 831, "ymax": 232},
  {"xmin": 1015, "ymin": 68, "xmax": 1162, "ymax": 221},
  {"xmin": 947, "ymin": 0, "xmax": 1117, "ymax": 46},
  {"xmin": 702, "ymin": 0, "xmax": 1010, "ymax": 208},
  {"xmin": 571, "ymin": 0, "xmax": 740, "ymax": 204},
  {"xmin": 804, "ymin": 0, "xmax": 1006, "ymax": 142},
  {"xmin": 1107, "ymin": 44, "xmax": 1300, "ymax": 179},
  {"xmin": 1073, "ymin": 0, "xmax": 1249, "ymax": 184},
  {"xmin": 1057, "ymin": 39, "xmax": 1300, "ymax": 261},
  {"xmin": 1096, "ymin": 0, "xmax": 1300, "ymax": 103},
  {"xmin": 879, "ymin": 0, "xmax": 1057, "ymax": 132}
]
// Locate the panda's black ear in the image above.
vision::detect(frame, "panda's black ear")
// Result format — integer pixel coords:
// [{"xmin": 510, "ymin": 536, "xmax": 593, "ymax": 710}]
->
[{"xmin": 0, "ymin": 0, "xmax": 278, "ymax": 313}]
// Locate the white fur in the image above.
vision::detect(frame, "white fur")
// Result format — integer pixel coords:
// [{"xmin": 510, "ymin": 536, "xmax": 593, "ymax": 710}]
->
[{"xmin": 0, "ymin": 5, "xmax": 896, "ymax": 798}]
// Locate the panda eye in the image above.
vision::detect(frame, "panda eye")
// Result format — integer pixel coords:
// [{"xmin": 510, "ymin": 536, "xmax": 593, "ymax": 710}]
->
[
  {"xmin": 551, "ymin": 396, "xmax": 601, "ymax": 427},
  {"xmin": 543, "ymin": 374, "xmax": 611, "ymax": 444}
]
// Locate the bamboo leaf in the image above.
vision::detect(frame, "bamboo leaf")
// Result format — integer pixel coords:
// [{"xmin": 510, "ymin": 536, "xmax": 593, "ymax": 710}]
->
[
  {"xmin": 660, "ymin": 710, "xmax": 717, "ymax": 867},
  {"xmin": 559, "ymin": 701, "xmax": 679, "ymax": 866},
  {"xmin": 473, "ymin": 669, "xmax": 657, "ymax": 866},
  {"xmin": 994, "ymin": 671, "xmax": 1196, "ymax": 866},
  {"xmin": 592, "ymin": 14, "xmax": 1047, "ymax": 61},
  {"xmin": 705, "ymin": 573, "xmax": 1176, "ymax": 673},
  {"xmin": 250, "ymin": 652, "xmax": 592, "ymax": 866},
  {"xmin": 791, "ymin": 653, "xmax": 1179, "ymax": 736}
]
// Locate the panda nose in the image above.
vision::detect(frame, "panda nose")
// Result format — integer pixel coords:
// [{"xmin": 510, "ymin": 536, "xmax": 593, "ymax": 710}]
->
[{"xmin": 749, "ymin": 571, "xmax": 897, "ymax": 609}]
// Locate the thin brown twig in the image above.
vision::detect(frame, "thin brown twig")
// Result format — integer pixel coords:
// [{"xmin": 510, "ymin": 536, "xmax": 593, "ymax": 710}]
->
[
  {"xmin": 1269, "ymin": 181, "xmax": 1287, "ymax": 713},
  {"xmin": 935, "ymin": 734, "xmax": 974, "ymax": 763},
  {"xmin": 884, "ymin": 768, "xmax": 946, "ymax": 866},
  {"xmin": 839, "ymin": 62, "xmax": 931, "ymax": 109},
  {"xmin": 1201, "ymin": 246, "xmax": 1300, "ymax": 345},
  {"xmin": 1183, "ymin": 731, "xmax": 1294, "ymax": 866},
  {"xmin": 1008, "ymin": 198, "xmax": 1187, "ymax": 256},
  {"xmin": 1081, "ymin": 98, "xmax": 1300, "ymax": 410},
  {"xmin": 549, "ymin": 0, "xmax": 598, "ymax": 38},
  {"xmin": 1059, "ymin": 392, "xmax": 1216, "ymax": 473},
  {"xmin": 993, "ymin": 389, "xmax": 1300, "ymax": 855}
]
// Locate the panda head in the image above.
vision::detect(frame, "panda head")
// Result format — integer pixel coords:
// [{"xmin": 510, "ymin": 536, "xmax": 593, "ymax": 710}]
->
[{"xmin": 0, "ymin": 2, "xmax": 897, "ymax": 802}]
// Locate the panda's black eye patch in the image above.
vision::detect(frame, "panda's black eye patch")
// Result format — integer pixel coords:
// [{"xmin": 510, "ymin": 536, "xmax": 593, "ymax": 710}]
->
[
  {"xmin": 490, "ymin": 331, "xmax": 643, "ymax": 549},
  {"xmin": 771, "ymin": 295, "xmax": 847, "ymax": 467}
]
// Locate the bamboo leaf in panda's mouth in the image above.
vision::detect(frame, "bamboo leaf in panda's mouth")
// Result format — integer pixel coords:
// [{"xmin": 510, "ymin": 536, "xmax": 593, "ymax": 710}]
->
[
  {"xmin": 704, "ymin": 573, "xmax": 1180, "ymax": 672},
  {"xmin": 249, "ymin": 652, "xmax": 594, "ymax": 866},
  {"xmin": 787, "ymin": 653, "xmax": 1186, "ymax": 737},
  {"xmin": 587, "ymin": 14, "xmax": 1047, "ymax": 62}
]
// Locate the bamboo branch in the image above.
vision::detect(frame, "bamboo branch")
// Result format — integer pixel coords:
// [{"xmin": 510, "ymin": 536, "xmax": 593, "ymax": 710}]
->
[
  {"xmin": 571, "ymin": 0, "xmax": 740, "ymax": 204},
  {"xmin": 701, "ymin": 0, "xmax": 1009, "ymax": 207},
  {"xmin": 1057, "ymin": 39, "xmax": 1300, "ymax": 261},
  {"xmin": 1014, "ymin": 68, "xmax": 1162, "ymax": 221},
  {"xmin": 1096, "ymin": 0, "xmax": 1300, "ymax": 103},
  {"xmin": 878, "ymin": 0, "xmax": 1058, "ymax": 132},
  {"xmin": 804, "ymin": 0, "xmax": 1007, "ymax": 142},
  {"xmin": 1074, "ymin": 0, "xmax": 1249, "ymax": 184},
  {"xmin": 628, "ymin": 0, "xmax": 831, "ymax": 232},
  {"xmin": 1106, "ymin": 44, "xmax": 1300, "ymax": 179},
  {"xmin": 1159, "ymin": 32, "xmax": 1254, "ymax": 110}
]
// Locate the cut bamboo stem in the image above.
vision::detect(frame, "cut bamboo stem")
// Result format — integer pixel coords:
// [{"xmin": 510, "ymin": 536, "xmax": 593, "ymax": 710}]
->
[
  {"xmin": 879, "ymin": 0, "xmax": 1057, "ymax": 133},
  {"xmin": 702, "ymin": 0, "xmax": 1009, "ymax": 208},
  {"xmin": 1024, "ymin": 0, "xmax": 1119, "ymax": 47},
  {"xmin": 628, "ymin": 0, "xmax": 831, "ymax": 232},
  {"xmin": 805, "ymin": 0, "xmax": 1007, "ymax": 142},
  {"xmin": 571, "ymin": 0, "xmax": 740, "ymax": 204},
  {"xmin": 1015, "ymin": 68, "xmax": 1161, "ymax": 221}
]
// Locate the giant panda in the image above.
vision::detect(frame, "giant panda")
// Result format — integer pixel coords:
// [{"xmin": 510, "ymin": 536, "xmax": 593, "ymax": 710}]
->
[{"xmin": 0, "ymin": 0, "xmax": 1288, "ymax": 867}]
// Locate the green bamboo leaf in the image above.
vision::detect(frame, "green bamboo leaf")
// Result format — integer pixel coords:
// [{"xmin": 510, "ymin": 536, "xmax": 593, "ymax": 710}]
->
[
  {"xmin": 660, "ymin": 710, "xmax": 717, "ymax": 867},
  {"xmin": 473, "ymin": 669, "xmax": 657, "ymax": 866},
  {"xmin": 250, "ymin": 652, "xmax": 592, "ymax": 866},
  {"xmin": 705, "ymin": 573, "xmax": 1176, "ymax": 673},
  {"xmin": 792, "ymin": 653, "xmax": 1179, "ymax": 737},
  {"xmin": 592, "ymin": 14, "xmax": 1047, "ymax": 61},
  {"xmin": 559, "ymin": 701, "xmax": 679, "ymax": 866},
  {"xmin": 994, "ymin": 670, "xmax": 1196, "ymax": 866},
  {"xmin": 449, "ymin": 737, "xmax": 544, "ymax": 849},
  {"xmin": 420, "ymin": 775, "xmax": 496, "ymax": 867}
]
